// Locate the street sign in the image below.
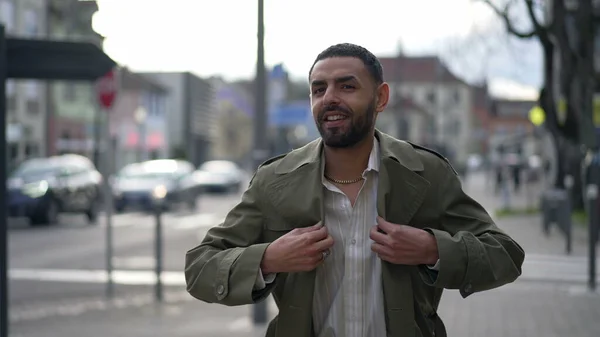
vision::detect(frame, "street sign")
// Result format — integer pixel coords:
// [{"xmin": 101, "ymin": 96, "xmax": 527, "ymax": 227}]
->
[
  {"xmin": 270, "ymin": 101, "xmax": 311, "ymax": 127},
  {"xmin": 529, "ymin": 105, "xmax": 546, "ymax": 126},
  {"xmin": 96, "ymin": 69, "xmax": 118, "ymax": 109},
  {"xmin": 0, "ymin": 26, "xmax": 117, "ymax": 337}
]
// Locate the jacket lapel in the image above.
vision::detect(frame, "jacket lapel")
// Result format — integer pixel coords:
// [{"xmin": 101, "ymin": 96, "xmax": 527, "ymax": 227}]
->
[
  {"xmin": 265, "ymin": 139, "xmax": 324, "ymax": 337},
  {"xmin": 376, "ymin": 131, "xmax": 430, "ymax": 337}
]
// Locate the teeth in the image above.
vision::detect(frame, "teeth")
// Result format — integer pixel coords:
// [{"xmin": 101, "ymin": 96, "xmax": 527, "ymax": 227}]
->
[{"xmin": 326, "ymin": 115, "xmax": 346, "ymax": 121}]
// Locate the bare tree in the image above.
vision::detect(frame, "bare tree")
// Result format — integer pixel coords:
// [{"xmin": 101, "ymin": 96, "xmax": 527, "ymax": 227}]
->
[{"xmin": 481, "ymin": 0, "xmax": 596, "ymax": 203}]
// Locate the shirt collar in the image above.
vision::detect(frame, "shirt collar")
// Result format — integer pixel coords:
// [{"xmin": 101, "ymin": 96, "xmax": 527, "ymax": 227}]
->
[
  {"xmin": 367, "ymin": 137, "xmax": 380, "ymax": 173},
  {"xmin": 320, "ymin": 137, "xmax": 380, "ymax": 183}
]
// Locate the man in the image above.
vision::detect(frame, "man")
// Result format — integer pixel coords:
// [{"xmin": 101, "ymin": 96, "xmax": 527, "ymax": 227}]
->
[{"xmin": 185, "ymin": 43, "xmax": 525, "ymax": 337}]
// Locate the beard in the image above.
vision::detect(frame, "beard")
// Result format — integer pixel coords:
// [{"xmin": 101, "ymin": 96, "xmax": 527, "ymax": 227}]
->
[{"xmin": 316, "ymin": 100, "xmax": 376, "ymax": 148}]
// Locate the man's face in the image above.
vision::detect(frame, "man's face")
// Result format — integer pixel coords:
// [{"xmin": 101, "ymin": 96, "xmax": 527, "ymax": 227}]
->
[{"xmin": 309, "ymin": 57, "xmax": 388, "ymax": 148}]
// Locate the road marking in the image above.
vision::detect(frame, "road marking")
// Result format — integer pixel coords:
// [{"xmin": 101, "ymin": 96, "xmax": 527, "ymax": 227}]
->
[
  {"xmin": 11, "ymin": 253, "xmax": 597, "ymax": 287},
  {"xmin": 112, "ymin": 256, "xmax": 156, "ymax": 269},
  {"xmin": 98, "ymin": 213, "xmax": 223, "ymax": 230},
  {"xmin": 9, "ymin": 268, "xmax": 187, "ymax": 286}
]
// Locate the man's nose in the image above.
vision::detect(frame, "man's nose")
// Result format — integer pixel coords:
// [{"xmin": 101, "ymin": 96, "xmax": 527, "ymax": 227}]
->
[{"xmin": 322, "ymin": 87, "xmax": 340, "ymax": 106}]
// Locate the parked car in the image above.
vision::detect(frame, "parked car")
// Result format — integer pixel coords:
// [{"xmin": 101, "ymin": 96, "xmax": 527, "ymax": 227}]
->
[
  {"xmin": 193, "ymin": 160, "xmax": 244, "ymax": 193},
  {"xmin": 7, "ymin": 154, "xmax": 102, "ymax": 226},
  {"xmin": 112, "ymin": 159, "xmax": 199, "ymax": 212}
]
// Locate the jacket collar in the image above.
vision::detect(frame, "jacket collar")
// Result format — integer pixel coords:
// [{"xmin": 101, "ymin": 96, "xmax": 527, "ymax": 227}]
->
[{"xmin": 274, "ymin": 129, "xmax": 424, "ymax": 175}]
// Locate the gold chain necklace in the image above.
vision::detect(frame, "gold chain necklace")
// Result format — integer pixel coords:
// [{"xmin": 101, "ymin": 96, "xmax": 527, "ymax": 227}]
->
[{"xmin": 324, "ymin": 174, "xmax": 363, "ymax": 184}]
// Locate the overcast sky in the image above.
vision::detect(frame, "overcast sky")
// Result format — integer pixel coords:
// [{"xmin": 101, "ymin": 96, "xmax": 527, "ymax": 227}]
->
[{"xmin": 93, "ymin": 0, "xmax": 542, "ymax": 99}]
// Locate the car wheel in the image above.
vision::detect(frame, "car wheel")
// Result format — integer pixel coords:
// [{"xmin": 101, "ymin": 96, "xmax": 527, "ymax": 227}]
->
[
  {"xmin": 30, "ymin": 199, "xmax": 58, "ymax": 226},
  {"xmin": 114, "ymin": 204, "xmax": 125, "ymax": 214},
  {"xmin": 187, "ymin": 194, "xmax": 198, "ymax": 210},
  {"xmin": 86, "ymin": 200, "xmax": 99, "ymax": 224}
]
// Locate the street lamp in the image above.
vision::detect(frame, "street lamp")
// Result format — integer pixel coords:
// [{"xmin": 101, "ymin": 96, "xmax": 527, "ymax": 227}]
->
[{"xmin": 134, "ymin": 106, "xmax": 147, "ymax": 162}]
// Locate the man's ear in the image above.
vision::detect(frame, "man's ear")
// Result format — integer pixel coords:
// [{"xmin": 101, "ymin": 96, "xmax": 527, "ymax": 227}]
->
[{"xmin": 376, "ymin": 82, "xmax": 390, "ymax": 113}]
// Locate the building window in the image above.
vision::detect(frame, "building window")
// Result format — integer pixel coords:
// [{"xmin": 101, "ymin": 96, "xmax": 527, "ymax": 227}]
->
[
  {"xmin": 6, "ymin": 80, "xmax": 16, "ymax": 111},
  {"xmin": 0, "ymin": 0, "xmax": 15, "ymax": 32},
  {"xmin": 64, "ymin": 83, "xmax": 76, "ymax": 101},
  {"xmin": 8, "ymin": 144, "xmax": 18, "ymax": 161},
  {"xmin": 23, "ymin": 9, "xmax": 39, "ymax": 37},
  {"xmin": 426, "ymin": 90, "xmax": 436, "ymax": 104},
  {"xmin": 452, "ymin": 120, "xmax": 461, "ymax": 135},
  {"xmin": 25, "ymin": 81, "xmax": 39, "ymax": 114},
  {"xmin": 25, "ymin": 143, "xmax": 38, "ymax": 157},
  {"xmin": 453, "ymin": 89, "xmax": 461, "ymax": 104}
]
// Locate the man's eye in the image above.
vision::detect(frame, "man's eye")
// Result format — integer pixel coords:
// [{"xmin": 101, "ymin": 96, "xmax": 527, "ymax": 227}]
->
[
  {"xmin": 313, "ymin": 88, "xmax": 325, "ymax": 94},
  {"xmin": 342, "ymin": 84, "xmax": 355, "ymax": 89}
]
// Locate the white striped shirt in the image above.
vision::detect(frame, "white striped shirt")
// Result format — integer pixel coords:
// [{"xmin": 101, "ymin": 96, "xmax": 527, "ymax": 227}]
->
[{"xmin": 312, "ymin": 139, "xmax": 386, "ymax": 337}]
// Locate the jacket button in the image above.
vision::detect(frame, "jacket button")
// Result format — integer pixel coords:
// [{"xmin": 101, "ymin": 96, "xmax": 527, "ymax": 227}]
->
[{"xmin": 216, "ymin": 284, "xmax": 225, "ymax": 295}]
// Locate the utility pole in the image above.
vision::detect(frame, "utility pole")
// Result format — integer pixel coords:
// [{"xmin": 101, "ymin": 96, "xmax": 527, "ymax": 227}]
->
[
  {"xmin": 252, "ymin": 0, "xmax": 269, "ymax": 325},
  {"xmin": 578, "ymin": 0, "xmax": 599, "ymax": 292},
  {"xmin": 0, "ymin": 24, "xmax": 8, "ymax": 337}
]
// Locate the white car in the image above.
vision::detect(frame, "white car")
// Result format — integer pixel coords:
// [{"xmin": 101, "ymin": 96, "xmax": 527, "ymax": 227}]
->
[{"xmin": 194, "ymin": 160, "xmax": 244, "ymax": 193}]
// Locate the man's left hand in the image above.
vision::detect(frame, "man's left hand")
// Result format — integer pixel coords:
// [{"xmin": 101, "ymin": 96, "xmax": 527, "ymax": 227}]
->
[{"xmin": 370, "ymin": 216, "xmax": 439, "ymax": 265}]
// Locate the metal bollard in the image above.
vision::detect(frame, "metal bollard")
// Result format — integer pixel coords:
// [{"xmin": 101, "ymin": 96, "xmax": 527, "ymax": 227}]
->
[
  {"xmin": 587, "ymin": 183, "xmax": 598, "ymax": 292},
  {"xmin": 151, "ymin": 185, "xmax": 167, "ymax": 302}
]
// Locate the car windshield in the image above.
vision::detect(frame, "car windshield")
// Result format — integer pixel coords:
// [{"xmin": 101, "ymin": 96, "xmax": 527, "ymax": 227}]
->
[
  {"xmin": 12, "ymin": 161, "xmax": 62, "ymax": 178},
  {"xmin": 118, "ymin": 169, "xmax": 176, "ymax": 180},
  {"xmin": 118, "ymin": 161, "xmax": 182, "ymax": 180},
  {"xmin": 199, "ymin": 161, "xmax": 237, "ymax": 173}
]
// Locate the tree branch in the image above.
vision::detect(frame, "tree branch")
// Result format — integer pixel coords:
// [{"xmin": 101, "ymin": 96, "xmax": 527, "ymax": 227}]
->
[{"xmin": 480, "ymin": 0, "xmax": 538, "ymax": 38}]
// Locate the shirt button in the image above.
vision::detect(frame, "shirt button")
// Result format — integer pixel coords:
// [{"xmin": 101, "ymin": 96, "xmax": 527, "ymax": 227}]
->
[
  {"xmin": 350, "ymin": 239, "xmax": 356, "ymax": 245},
  {"xmin": 216, "ymin": 284, "xmax": 225, "ymax": 295}
]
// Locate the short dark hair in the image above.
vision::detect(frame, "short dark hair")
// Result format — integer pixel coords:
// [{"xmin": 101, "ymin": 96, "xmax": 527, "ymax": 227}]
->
[{"xmin": 309, "ymin": 43, "xmax": 384, "ymax": 84}]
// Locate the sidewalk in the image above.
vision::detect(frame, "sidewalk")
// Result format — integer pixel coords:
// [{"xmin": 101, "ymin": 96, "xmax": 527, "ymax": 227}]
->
[
  {"xmin": 9, "ymin": 173, "xmax": 600, "ymax": 337},
  {"xmin": 463, "ymin": 172, "xmax": 593, "ymax": 257}
]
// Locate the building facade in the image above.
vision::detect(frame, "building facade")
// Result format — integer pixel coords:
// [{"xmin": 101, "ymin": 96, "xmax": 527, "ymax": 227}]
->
[
  {"xmin": 379, "ymin": 55, "xmax": 474, "ymax": 165},
  {"xmin": 1, "ymin": 0, "xmax": 48, "ymax": 169},
  {"xmin": 142, "ymin": 72, "xmax": 215, "ymax": 166},
  {"xmin": 210, "ymin": 78, "xmax": 254, "ymax": 165},
  {"xmin": 46, "ymin": 0, "xmax": 103, "ymax": 161},
  {"xmin": 107, "ymin": 69, "xmax": 169, "ymax": 171},
  {"xmin": 377, "ymin": 96, "xmax": 433, "ymax": 145}
]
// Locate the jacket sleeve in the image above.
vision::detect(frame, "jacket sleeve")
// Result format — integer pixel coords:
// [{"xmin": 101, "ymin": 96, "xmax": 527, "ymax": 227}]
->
[
  {"xmin": 184, "ymin": 171, "xmax": 275, "ymax": 306},
  {"xmin": 421, "ymin": 161, "xmax": 525, "ymax": 298}
]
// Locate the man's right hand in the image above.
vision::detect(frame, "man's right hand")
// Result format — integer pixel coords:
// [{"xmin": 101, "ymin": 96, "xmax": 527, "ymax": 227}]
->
[{"xmin": 260, "ymin": 222, "xmax": 334, "ymax": 274}]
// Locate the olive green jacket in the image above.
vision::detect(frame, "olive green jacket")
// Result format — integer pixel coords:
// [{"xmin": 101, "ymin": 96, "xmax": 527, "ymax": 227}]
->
[{"xmin": 185, "ymin": 130, "xmax": 525, "ymax": 337}]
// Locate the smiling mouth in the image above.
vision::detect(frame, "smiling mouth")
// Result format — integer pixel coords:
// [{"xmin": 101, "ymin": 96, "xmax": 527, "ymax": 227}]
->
[{"xmin": 323, "ymin": 114, "xmax": 349, "ymax": 122}]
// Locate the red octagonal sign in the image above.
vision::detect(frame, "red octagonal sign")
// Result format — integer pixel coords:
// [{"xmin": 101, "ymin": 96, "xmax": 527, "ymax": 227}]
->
[{"xmin": 96, "ymin": 68, "xmax": 118, "ymax": 110}]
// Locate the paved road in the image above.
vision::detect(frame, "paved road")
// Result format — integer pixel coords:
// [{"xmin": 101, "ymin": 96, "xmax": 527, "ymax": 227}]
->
[
  {"xmin": 8, "ymin": 191, "xmax": 241, "ymax": 312},
  {"xmin": 7, "ymin": 172, "xmax": 600, "ymax": 337}
]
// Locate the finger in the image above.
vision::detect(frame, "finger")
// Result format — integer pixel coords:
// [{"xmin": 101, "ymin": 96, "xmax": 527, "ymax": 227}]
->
[
  {"xmin": 312, "ymin": 235, "xmax": 334, "ymax": 251},
  {"xmin": 304, "ymin": 225, "xmax": 328, "ymax": 242},
  {"xmin": 371, "ymin": 242, "xmax": 394, "ymax": 258},
  {"xmin": 369, "ymin": 226, "xmax": 392, "ymax": 246},
  {"xmin": 376, "ymin": 216, "xmax": 395, "ymax": 234},
  {"xmin": 293, "ymin": 221, "xmax": 323, "ymax": 234},
  {"xmin": 377, "ymin": 216, "xmax": 403, "ymax": 234}
]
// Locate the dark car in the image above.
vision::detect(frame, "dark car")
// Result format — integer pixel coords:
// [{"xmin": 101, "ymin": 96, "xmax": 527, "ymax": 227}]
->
[
  {"xmin": 7, "ymin": 154, "xmax": 102, "ymax": 226},
  {"xmin": 112, "ymin": 159, "xmax": 199, "ymax": 213}
]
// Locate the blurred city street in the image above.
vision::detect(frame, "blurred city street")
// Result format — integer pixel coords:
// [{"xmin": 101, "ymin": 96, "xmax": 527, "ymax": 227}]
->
[
  {"xmin": 5, "ymin": 172, "xmax": 600, "ymax": 337},
  {"xmin": 4, "ymin": 0, "xmax": 600, "ymax": 336}
]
